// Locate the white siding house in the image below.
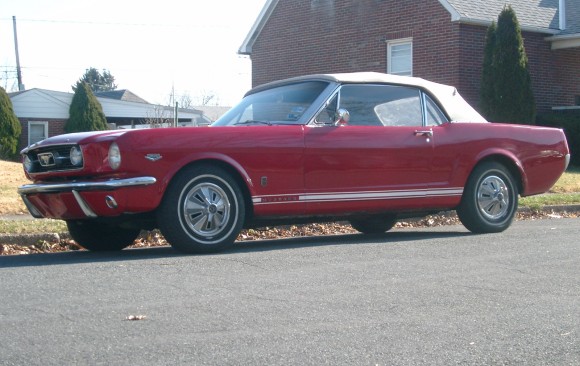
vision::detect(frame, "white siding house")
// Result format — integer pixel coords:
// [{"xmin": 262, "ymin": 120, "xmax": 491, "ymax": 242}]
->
[{"xmin": 9, "ymin": 88, "xmax": 212, "ymax": 150}]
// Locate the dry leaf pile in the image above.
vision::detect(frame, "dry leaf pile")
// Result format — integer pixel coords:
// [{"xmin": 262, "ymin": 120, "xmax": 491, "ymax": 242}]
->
[{"xmin": 1, "ymin": 210, "xmax": 577, "ymax": 256}]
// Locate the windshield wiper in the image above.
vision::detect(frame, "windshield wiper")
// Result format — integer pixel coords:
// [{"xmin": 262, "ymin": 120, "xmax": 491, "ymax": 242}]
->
[{"xmin": 234, "ymin": 120, "xmax": 272, "ymax": 126}]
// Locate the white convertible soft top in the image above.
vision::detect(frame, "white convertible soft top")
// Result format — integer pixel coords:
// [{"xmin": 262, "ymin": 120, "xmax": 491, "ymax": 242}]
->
[{"xmin": 249, "ymin": 72, "xmax": 488, "ymax": 123}]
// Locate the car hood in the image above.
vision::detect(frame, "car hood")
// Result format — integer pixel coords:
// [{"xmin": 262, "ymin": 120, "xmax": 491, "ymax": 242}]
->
[{"xmin": 21, "ymin": 130, "xmax": 129, "ymax": 153}]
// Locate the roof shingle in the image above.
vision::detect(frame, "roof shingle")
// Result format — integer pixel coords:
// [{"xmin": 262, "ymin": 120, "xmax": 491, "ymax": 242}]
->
[
  {"xmin": 561, "ymin": 0, "xmax": 580, "ymax": 34},
  {"xmin": 442, "ymin": 0, "xmax": 560, "ymax": 32},
  {"xmin": 94, "ymin": 89, "xmax": 149, "ymax": 104}
]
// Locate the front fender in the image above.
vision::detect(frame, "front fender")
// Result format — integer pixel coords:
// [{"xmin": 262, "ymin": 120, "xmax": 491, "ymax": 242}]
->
[{"xmin": 157, "ymin": 152, "xmax": 256, "ymax": 197}]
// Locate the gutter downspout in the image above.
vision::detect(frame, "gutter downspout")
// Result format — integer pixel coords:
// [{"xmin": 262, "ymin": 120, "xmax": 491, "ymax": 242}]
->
[{"xmin": 559, "ymin": 0, "xmax": 566, "ymax": 30}]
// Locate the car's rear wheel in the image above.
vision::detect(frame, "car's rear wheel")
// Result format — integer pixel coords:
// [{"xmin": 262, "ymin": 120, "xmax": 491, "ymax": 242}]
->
[
  {"xmin": 66, "ymin": 220, "xmax": 140, "ymax": 251},
  {"xmin": 457, "ymin": 161, "xmax": 518, "ymax": 233},
  {"xmin": 157, "ymin": 165, "xmax": 245, "ymax": 254},
  {"xmin": 349, "ymin": 214, "xmax": 397, "ymax": 234}
]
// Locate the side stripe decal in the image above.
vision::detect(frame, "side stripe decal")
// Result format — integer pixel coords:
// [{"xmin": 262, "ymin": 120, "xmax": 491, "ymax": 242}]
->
[{"xmin": 252, "ymin": 188, "xmax": 463, "ymax": 205}]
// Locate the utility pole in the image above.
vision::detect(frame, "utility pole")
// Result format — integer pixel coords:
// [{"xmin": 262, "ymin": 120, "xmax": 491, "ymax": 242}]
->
[
  {"xmin": 174, "ymin": 101, "xmax": 178, "ymax": 127},
  {"xmin": 12, "ymin": 16, "xmax": 25, "ymax": 91}
]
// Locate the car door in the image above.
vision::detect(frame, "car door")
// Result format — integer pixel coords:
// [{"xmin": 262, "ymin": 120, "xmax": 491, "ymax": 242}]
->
[
  {"xmin": 303, "ymin": 84, "xmax": 435, "ymax": 215},
  {"xmin": 422, "ymin": 93, "xmax": 466, "ymax": 208}
]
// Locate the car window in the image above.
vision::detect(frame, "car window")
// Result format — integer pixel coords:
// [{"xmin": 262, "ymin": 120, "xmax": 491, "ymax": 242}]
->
[
  {"xmin": 339, "ymin": 85, "xmax": 422, "ymax": 126},
  {"xmin": 314, "ymin": 94, "xmax": 338, "ymax": 124},
  {"xmin": 425, "ymin": 94, "xmax": 449, "ymax": 126},
  {"xmin": 213, "ymin": 81, "xmax": 329, "ymax": 126}
]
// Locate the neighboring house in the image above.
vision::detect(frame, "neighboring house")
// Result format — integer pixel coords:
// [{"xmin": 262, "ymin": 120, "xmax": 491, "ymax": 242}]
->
[
  {"xmin": 94, "ymin": 89, "xmax": 150, "ymax": 104},
  {"xmin": 239, "ymin": 0, "xmax": 580, "ymax": 115},
  {"xmin": 9, "ymin": 88, "xmax": 212, "ymax": 151},
  {"xmin": 193, "ymin": 105, "xmax": 232, "ymax": 122}
]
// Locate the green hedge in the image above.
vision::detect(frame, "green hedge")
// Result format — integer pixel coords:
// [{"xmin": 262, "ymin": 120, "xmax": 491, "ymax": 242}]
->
[{"xmin": 536, "ymin": 113, "xmax": 580, "ymax": 166}]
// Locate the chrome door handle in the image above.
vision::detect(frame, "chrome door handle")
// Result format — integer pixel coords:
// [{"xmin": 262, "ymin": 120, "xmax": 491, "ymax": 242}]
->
[{"xmin": 414, "ymin": 130, "xmax": 433, "ymax": 137}]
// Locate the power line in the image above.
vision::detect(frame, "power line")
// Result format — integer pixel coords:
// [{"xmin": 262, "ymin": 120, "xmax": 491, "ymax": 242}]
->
[{"xmin": 0, "ymin": 17, "xmax": 211, "ymax": 28}]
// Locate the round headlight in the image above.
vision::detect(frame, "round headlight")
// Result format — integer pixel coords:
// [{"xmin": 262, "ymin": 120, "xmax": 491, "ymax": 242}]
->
[
  {"xmin": 70, "ymin": 146, "xmax": 83, "ymax": 166},
  {"xmin": 108, "ymin": 142, "xmax": 121, "ymax": 170},
  {"xmin": 23, "ymin": 155, "xmax": 33, "ymax": 173}
]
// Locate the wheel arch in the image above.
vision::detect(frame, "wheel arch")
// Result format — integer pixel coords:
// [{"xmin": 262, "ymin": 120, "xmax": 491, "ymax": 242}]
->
[
  {"xmin": 468, "ymin": 153, "xmax": 525, "ymax": 195},
  {"xmin": 161, "ymin": 157, "xmax": 255, "ymax": 223}
]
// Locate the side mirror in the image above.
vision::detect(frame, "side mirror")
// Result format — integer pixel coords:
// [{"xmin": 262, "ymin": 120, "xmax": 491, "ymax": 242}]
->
[{"xmin": 335, "ymin": 108, "xmax": 350, "ymax": 126}]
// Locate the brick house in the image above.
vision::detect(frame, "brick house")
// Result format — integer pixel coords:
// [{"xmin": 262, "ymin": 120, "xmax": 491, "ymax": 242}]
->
[
  {"xmin": 9, "ymin": 89, "xmax": 211, "ymax": 151},
  {"xmin": 239, "ymin": 0, "xmax": 579, "ymax": 115}
]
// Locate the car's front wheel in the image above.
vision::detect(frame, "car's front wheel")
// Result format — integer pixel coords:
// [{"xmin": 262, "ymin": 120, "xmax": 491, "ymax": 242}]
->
[
  {"xmin": 157, "ymin": 165, "xmax": 245, "ymax": 254},
  {"xmin": 66, "ymin": 220, "xmax": 141, "ymax": 251},
  {"xmin": 457, "ymin": 162, "xmax": 518, "ymax": 233},
  {"xmin": 349, "ymin": 214, "xmax": 397, "ymax": 234}
]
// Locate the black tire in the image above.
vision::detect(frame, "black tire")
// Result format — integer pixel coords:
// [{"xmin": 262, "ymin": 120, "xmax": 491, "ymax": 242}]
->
[
  {"xmin": 457, "ymin": 162, "xmax": 519, "ymax": 233},
  {"xmin": 349, "ymin": 214, "xmax": 397, "ymax": 234},
  {"xmin": 157, "ymin": 165, "xmax": 245, "ymax": 254},
  {"xmin": 66, "ymin": 220, "xmax": 140, "ymax": 251}
]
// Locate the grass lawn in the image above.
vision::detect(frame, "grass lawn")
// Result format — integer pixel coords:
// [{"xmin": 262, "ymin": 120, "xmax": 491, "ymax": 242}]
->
[
  {"xmin": 0, "ymin": 160, "xmax": 29, "ymax": 215},
  {"xmin": 519, "ymin": 166, "xmax": 580, "ymax": 208},
  {"xmin": 549, "ymin": 166, "xmax": 580, "ymax": 193},
  {"xmin": 0, "ymin": 219, "xmax": 67, "ymax": 235}
]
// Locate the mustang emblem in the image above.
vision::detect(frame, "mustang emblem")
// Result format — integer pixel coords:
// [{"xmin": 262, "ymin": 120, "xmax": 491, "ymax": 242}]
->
[
  {"xmin": 145, "ymin": 153, "xmax": 162, "ymax": 162},
  {"xmin": 38, "ymin": 153, "xmax": 55, "ymax": 167}
]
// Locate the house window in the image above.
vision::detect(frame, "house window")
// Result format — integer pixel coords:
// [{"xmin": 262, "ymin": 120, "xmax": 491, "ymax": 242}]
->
[
  {"xmin": 387, "ymin": 38, "xmax": 413, "ymax": 76},
  {"xmin": 28, "ymin": 121, "xmax": 48, "ymax": 146}
]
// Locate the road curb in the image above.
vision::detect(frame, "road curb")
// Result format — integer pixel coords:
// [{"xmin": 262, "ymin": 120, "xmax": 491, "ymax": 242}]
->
[
  {"xmin": 0, "ymin": 232, "xmax": 69, "ymax": 247},
  {"xmin": 518, "ymin": 204, "xmax": 580, "ymax": 213}
]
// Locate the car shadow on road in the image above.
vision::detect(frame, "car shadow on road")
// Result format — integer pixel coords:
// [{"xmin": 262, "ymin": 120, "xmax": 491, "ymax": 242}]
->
[
  {"xmin": 231, "ymin": 230, "xmax": 471, "ymax": 254},
  {"xmin": 0, "ymin": 230, "xmax": 471, "ymax": 268}
]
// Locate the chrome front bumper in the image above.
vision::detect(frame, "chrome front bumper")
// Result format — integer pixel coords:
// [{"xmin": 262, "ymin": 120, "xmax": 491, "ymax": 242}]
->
[
  {"xmin": 18, "ymin": 176, "xmax": 157, "ymax": 195},
  {"xmin": 18, "ymin": 177, "xmax": 157, "ymax": 218}
]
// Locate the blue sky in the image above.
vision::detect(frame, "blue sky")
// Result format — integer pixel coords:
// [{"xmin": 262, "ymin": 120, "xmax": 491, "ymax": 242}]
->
[{"xmin": 0, "ymin": 0, "xmax": 266, "ymax": 106}]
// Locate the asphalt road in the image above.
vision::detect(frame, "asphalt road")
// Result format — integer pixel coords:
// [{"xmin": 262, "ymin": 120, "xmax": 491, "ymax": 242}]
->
[{"xmin": 1, "ymin": 218, "xmax": 579, "ymax": 365}]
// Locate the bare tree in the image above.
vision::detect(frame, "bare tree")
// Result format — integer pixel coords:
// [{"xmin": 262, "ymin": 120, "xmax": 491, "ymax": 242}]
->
[
  {"xmin": 165, "ymin": 88, "xmax": 219, "ymax": 108},
  {"xmin": 143, "ymin": 105, "xmax": 170, "ymax": 128},
  {"xmin": 178, "ymin": 93, "xmax": 193, "ymax": 109},
  {"xmin": 166, "ymin": 88, "xmax": 193, "ymax": 108},
  {"xmin": 197, "ymin": 89, "xmax": 218, "ymax": 106},
  {"xmin": 1, "ymin": 68, "xmax": 17, "ymax": 91}
]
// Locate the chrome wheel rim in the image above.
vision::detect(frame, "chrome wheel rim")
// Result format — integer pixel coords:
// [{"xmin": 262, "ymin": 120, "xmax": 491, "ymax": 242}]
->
[
  {"xmin": 182, "ymin": 182, "xmax": 230, "ymax": 238},
  {"xmin": 477, "ymin": 175, "xmax": 510, "ymax": 220}
]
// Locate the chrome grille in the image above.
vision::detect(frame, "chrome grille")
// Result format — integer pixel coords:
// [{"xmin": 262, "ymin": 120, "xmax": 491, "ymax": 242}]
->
[{"xmin": 24, "ymin": 145, "xmax": 83, "ymax": 173}]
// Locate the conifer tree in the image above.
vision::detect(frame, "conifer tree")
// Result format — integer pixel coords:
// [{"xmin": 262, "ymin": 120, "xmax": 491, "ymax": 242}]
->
[
  {"xmin": 480, "ymin": 6, "xmax": 536, "ymax": 124},
  {"xmin": 0, "ymin": 86, "xmax": 22, "ymax": 158},
  {"xmin": 72, "ymin": 67, "xmax": 117, "ymax": 93},
  {"xmin": 65, "ymin": 82, "xmax": 109, "ymax": 133},
  {"xmin": 479, "ymin": 21, "xmax": 497, "ymax": 118}
]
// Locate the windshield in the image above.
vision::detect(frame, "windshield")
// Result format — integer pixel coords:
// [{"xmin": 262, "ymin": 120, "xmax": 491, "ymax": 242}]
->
[{"xmin": 212, "ymin": 81, "xmax": 329, "ymax": 126}]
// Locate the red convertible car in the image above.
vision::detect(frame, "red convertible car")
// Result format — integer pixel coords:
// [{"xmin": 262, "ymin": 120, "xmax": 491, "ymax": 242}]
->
[{"xmin": 18, "ymin": 72, "xmax": 570, "ymax": 253}]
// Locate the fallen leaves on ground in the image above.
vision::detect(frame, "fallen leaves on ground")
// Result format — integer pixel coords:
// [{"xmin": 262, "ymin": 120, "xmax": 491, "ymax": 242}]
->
[
  {"xmin": 1, "ymin": 210, "xmax": 577, "ymax": 256},
  {"xmin": 1, "ymin": 239, "xmax": 83, "ymax": 256}
]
